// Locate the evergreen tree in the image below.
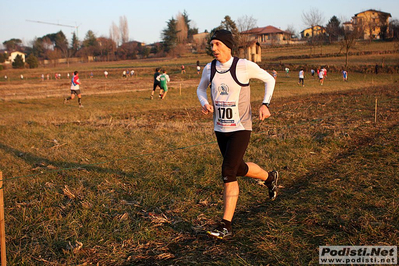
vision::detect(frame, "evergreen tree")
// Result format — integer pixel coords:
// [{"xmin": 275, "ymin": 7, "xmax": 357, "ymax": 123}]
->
[
  {"xmin": 12, "ymin": 54, "xmax": 25, "ymax": 68},
  {"xmin": 32, "ymin": 37, "xmax": 47, "ymax": 59},
  {"xmin": 81, "ymin": 30, "xmax": 100, "ymax": 57},
  {"xmin": 221, "ymin": 16, "xmax": 240, "ymax": 54},
  {"xmin": 32, "ymin": 32, "xmax": 68, "ymax": 60},
  {"xmin": 326, "ymin": 16, "xmax": 342, "ymax": 43},
  {"xmin": 0, "ymin": 53, "xmax": 7, "ymax": 63},
  {"xmin": 54, "ymin": 31, "xmax": 68, "ymax": 50},
  {"xmin": 161, "ymin": 17, "xmax": 179, "ymax": 53},
  {"xmin": 70, "ymin": 32, "xmax": 80, "ymax": 56},
  {"xmin": 26, "ymin": 54, "xmax": 39, "ymax": 68},
  {"xmin": 83, "ymin": 30, "xmax": 98, "ymax": 47},
  {"xmin": 3, "ymin": 38, "xmax": 22, "ymax": 51},
  {"xmin": 54, "ymin": 31, "xmax": 70, "ymax": 63}
]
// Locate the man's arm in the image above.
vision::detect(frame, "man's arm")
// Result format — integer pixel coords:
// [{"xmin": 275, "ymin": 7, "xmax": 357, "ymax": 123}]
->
[
  {"xmin": 197, "ymin": 63, "xmax": 211, "ymax": 107},
  {"xmin": 245, "ymin": 60, "xmax": 275, "ymax": 120},
  {"xmin": 247, "ymin": 61, "xmax": 275, "ymax": 104}
]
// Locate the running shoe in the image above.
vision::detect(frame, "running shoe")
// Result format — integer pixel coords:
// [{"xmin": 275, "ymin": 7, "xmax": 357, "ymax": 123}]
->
[
  {"xmin": 265, "ymin": 170, "xmax": 279, "ymax": 201},
  {"xmin": 206, "ymin": 222, "xmax": 232, "ymax": 240}
]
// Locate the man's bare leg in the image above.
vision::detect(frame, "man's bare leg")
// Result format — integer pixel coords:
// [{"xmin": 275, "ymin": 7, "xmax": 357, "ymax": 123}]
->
[
  {"xmin": 222, "ymin": 181, "xmax": 239, "ymax": 222},
  {"xmin": 245, "ymin": 162, "xmax": 268, "ymax": 181}
]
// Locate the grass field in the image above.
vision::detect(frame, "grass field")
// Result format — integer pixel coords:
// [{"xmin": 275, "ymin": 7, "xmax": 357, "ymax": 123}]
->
[{"xmin": 0, "ymin": 43, "xmax": 398, "ymax": 265}]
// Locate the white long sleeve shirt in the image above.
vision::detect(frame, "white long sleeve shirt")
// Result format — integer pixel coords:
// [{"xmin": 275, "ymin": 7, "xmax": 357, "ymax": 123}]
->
[{"xmin": 197, "ymin": 57, "xmax": 275, "ymax": 132}]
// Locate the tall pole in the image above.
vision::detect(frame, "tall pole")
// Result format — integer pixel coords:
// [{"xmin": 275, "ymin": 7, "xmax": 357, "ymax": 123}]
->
[{"xmin": 0, "ymin": 171, "xmax": 6, "ymax": 266}]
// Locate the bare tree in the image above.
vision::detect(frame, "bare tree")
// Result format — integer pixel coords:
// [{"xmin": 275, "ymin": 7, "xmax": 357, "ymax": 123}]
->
[
  {"xmin": 237, "ymin": 15, "xmax": 257, "ymax": 47},
  {"xmin": 97, "ymin": 37, "xmax": 116, "ymax": 61},
  {"xmin": 237, "ymin": 15, "xmax": 257, "ymax": 32},
  {"xmin": 47, "ymin": 49, "xmax": 62, "ymax": 67},
  {"xmin": 302, "ymin": 8, "xmax": 324, "ymax": 54},
  {"xmin": 390, "ymin": 19, "xmax": 399, "ymax": 40},
  {"xmin": 285, "ymin": 24, "xmax": 297, "ymax": 39},
  {"xmin": 376, "ymin": 12, "xmax": 391, "ymax": 40},
  {"xmin": 302, "ymin": 8, "xmax": 324, "ymax": 40},
  {"xmin": 340, "ymin": 26, "xmax": 362, "ymax": 68},
  {"xmin": 109, "ymin": 21, "xmax": 120, "ymax": 47},
  {"xmin": 176, "ymin": 12, "xmax": 188, "ymax": 44},
  {"xmin": 119, "ymin": 15, "xmax": 129, "ymax": 44}
]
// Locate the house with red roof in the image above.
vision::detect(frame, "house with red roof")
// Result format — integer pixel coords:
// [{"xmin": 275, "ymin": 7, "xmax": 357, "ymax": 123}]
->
[{"xmin": 241, "ymin": 25, "xmax": 293, "ymax": 45}]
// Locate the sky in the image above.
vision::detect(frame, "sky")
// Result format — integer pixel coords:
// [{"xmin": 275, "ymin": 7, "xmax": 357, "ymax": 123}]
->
[{"xmin": 1, "ymin": 0, "xmax": 398, "ymax": 48}]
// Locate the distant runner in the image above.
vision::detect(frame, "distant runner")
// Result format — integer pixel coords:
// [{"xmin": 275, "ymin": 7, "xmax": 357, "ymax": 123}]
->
[{"xmin": 64, "ymin": 70, "xmax": 83, "ymax": 107}]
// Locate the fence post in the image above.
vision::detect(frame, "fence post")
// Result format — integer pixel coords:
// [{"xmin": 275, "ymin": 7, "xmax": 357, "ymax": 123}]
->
[{"xmin": 0, "ymin": 171, "xmax": 6, "ymax": 266}]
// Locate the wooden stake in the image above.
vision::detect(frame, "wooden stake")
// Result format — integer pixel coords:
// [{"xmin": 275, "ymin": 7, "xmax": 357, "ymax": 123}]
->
[
  {"xmin": 180, "ymin": 83, "xmax": 181, "ymax": 95},
  {"xmin": 374, "ymin": 98, "xmax": 378, "ymax": 124},
  {"xmin": 0, "ymin": 171, "xmax": 6, "ymax": 266}
]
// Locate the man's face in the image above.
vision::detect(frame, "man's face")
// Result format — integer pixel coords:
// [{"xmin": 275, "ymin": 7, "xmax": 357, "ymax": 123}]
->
[{"xmin": 210, "ymin": 40, "xmax": 231, "ymax": 63}]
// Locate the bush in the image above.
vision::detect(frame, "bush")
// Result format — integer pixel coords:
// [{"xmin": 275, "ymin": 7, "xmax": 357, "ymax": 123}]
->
[
  {"xmin": 26, "ymin": 54, "xmax": 39, "ymax": 69},
  {"xmin": 0, "ymin": 53, "xmax": 6, "ymax": 63}
]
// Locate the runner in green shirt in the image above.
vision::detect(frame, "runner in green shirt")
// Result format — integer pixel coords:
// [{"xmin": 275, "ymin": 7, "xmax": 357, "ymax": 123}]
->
[{"xmin": 156, "ymin": 69, "xmax": 170, "ymax": 99}]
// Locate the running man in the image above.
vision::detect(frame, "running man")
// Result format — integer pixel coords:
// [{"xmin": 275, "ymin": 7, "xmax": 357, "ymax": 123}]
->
[
  {"xmin": 318, "ymin": 67, "xmax": 325, "ymax": 85},
  {"xmin": 342, "ymin": 69, "xmax": 348, "ymax": 81},
  {"xmin": 272, "ymin": 69, "xmax": 278, "ymax": 80},
  {"xmin": 64, "ymin": 71, "xmax": 83, "ymax": 107},
  {"xmin": 150, "ymin": 68, "xmax": 161, "ymax": 100},
  {"xmin": 156, "ymin": 69, "xmax": 170, "ymax": 100},
  {"xmin": 298, "ymin": 68, "xmax": 305, "ymax": 87},
  {"xmin": 197, "ymin": 29, "xmax": 279, "ymax": 240}
]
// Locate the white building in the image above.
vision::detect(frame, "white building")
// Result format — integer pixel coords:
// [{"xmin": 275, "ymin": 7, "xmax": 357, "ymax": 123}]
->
[{"xmin": 5, "ymin": 51, "xmax": 26, "ymax": 64}]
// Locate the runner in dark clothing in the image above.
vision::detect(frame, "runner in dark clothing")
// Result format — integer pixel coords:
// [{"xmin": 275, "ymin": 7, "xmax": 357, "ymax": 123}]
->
[{"xmin": 150, "ymin": 68, "xmax": 161, "ymax": 99}]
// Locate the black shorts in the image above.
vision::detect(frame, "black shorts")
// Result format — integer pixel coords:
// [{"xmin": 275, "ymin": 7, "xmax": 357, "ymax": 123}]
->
[
  {"xmin": 153, "ymin": 82, "xmax": 161, "ymax": 91},
  {"xmin": 71, "ymin": 89, "xmax": 81, "ymax": 95},
  {"xmin": 215, "ymin": 130, "xmax": 250, "ymax": 183}
]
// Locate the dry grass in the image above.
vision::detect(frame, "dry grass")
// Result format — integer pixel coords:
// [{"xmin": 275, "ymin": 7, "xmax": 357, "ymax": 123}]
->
[
  {"xmin": 0, "ymin": 46, "xmax": 398, "ymax": 265},
  {"xmin": 262, "ymin": 40, "xmax": 398, "ymax": 60}
]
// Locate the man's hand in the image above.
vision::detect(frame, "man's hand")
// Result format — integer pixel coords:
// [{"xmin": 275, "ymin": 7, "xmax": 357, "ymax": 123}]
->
[
  {"xmin": 202, "ymin": 104, "xmax": 214, "ymax": 115},
  {"xmin": 259, "ymin": 105, "xmax": 271, "ymax": 121}
]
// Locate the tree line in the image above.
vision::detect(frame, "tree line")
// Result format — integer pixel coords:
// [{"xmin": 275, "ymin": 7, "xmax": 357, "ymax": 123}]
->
[
  {"xmin": 2, "ymin": 9, "xmax": 399, "ymax": 69},
  {"xmin": 1, "ymin": 12, "xmax": 199, "ymax": 69},
  {"xmin": 2, "ymin": 11, "xmax": 259, "ymax": 69}
]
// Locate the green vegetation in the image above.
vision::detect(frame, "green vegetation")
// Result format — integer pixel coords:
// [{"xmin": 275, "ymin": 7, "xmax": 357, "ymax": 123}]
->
[
  {"xmin": 26, "ymin": 54, "xmax": 39, "ymax": 69},
  {"xmin": 11, "ymin": 54, "xmax": 24, "ymax": 69},
  {"xmin": 0, "ymin": 46, "xmax": 398, "ymax": 264}
]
